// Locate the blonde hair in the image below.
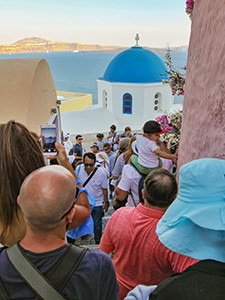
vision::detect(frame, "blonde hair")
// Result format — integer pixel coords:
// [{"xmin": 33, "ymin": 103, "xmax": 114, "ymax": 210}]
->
[{"xmin": 123, "ymin": 135, "xmax": 137, "ymax": 164}]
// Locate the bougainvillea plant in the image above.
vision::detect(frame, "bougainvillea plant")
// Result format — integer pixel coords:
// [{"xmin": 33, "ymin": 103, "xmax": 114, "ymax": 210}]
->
[
  {"xmin": 162, "ymin": 48, "xmax": 186, "ymax": 96},
  {"xmin": 186, "ymin": 0, "xmax": 195, "ymax": 20},
  {"xmin": 155, "ymin": 110, "xmax": 183, "ymax": 152}
]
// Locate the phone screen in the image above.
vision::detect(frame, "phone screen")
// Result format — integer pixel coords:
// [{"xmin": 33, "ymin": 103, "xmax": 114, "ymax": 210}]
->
[{"xmin": 41, "ymin": 125, "xmax": 57, "ymax": 153}]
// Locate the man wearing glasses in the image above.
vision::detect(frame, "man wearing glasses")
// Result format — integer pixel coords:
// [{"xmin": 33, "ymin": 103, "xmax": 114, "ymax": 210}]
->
[
  {"xmin": 76, "ymin": 152, "xmax": 109, "ymax": 244},
  {"xmin": 72, "ymin": 134, "xmax": 83, "ymax": 164}
]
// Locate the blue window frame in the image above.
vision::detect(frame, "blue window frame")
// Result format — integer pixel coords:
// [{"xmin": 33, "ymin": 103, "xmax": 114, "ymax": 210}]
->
[{"xmin": 123, "ymin": 93, "xmax": 132, "ymax": 114}]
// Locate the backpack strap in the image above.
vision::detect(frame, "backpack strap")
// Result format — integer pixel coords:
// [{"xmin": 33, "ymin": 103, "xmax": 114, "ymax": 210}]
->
[
  {"xmin": 83, "ymin": 167, "xmax": 98, "ymax": 187},
  {"xmin": 6, "ymin": 243, "xmax": 67, "ymax": 300},
  {"xmin": 0, "ymin": 278, "xmax": 10, "ymax": 300},
  {"xmin": 46, "ymin": 244, "xmax": 88, "ymax": 291}
]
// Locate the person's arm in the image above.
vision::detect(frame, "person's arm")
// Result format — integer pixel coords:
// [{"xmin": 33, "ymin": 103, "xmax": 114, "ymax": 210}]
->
[
  {"xmin": 98, "ymin": 153, "xmax": 109, "ymax": 168},
  {"xmin": 54, "ymin": 141, "xmax": 77, "ymax": 181},
  {"xmin": 73, "ymin": 153, "xmax": 82, "ymax": 159},
  {"xmin": 154, "ymin": 148, "xmax": 177, "ymax": 165},
  {"xmin": 68, "ymin": 189, "xmax": 91, "ymax": 230},
  {"xmin": 111, "ymin": 135, "xmax": 118, "ymax": 145},
  {"xmin": 54, "ymin": 142, "xmax": 91, "ymax": 228},
  {"xmin": 102, "ymin": 188, "xmax": 109, "ymax": 212},
  {"xmin": 115, "ymin": 186, "xmax": 128, "ymax": 201},
  {"xmin": 72, "ymin": 144, "xmax": 82, "ymax": 160},
  {"xmin": 73, "ymin": 151, "xmax": 82, "ymax": 160},
  {"xmin": 115, "ymin": 136, "xmax": 119, "ymax": 145},
  {"xmin": 157, "ymin": 140, "xmax": 171, "ymax": 154}
]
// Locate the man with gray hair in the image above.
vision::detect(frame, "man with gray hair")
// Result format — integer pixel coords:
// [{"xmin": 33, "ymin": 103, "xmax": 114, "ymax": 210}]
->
[
  {"xmin": 0, "ymin": 165, "xmax": 118, "ymax": 299},
  {"xmin": 100, "ymin": 168, "xmax": 197, "ymax": 300}
]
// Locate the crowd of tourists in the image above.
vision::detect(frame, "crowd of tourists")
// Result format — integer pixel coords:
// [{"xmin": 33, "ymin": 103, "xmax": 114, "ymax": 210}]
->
[{"xmin": 0, "ymin": 120, "xmax": 224, "ymax": 300}]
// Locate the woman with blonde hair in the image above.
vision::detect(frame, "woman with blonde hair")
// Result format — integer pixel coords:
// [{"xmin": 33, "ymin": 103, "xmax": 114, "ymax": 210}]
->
[{"xmin": 0, "ymin": 120, "xmax": 90, "ymax": 246}]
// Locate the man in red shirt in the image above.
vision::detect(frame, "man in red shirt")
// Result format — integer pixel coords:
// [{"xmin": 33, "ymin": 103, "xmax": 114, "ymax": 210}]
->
[{"xmin": 100, "ymin": 169, "xmax": 197, "ymax": 300}]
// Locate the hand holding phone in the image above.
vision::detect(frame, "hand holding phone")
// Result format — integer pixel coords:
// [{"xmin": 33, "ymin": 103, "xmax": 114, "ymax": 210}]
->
[{"xmin": 41, "ymin": 125, "xmax": 57, "ymax": 156}]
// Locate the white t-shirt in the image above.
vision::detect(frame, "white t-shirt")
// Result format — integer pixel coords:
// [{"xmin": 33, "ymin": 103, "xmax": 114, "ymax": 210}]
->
[
  {"xmin": 117, "ymin": 164, "xmax": 141, "ymax": 207},
  {"xmin": 136, "ymin": 135, "xmax": 159, "ymax": 168},
  {"xmin": 76, "ymin": 164, "xmax": 108, "ymax": 206}
]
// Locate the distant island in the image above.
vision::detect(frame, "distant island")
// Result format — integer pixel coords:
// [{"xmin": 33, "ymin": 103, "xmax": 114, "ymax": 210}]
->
[{"xmin": 0, "ymin": 37, "xmax": 188, "ymax": 54}]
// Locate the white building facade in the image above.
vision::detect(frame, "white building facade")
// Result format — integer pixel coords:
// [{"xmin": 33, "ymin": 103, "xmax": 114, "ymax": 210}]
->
[
  {"xmin": 97, "ymin": 40, "xmax": 173, "ymax": 129},
  {"xmin": 61, "ymin": 38, "xmax": 174, "ymax": 134}
]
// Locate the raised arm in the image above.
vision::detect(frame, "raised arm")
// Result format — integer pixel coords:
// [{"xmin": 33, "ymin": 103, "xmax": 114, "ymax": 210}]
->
[
  {"xmin": 154, "ymin": 148, "xmax": 177, "ymax": 165},
  {"xmin": 54, "ymin": 141, "xmax": 91, "ymax": 228}
]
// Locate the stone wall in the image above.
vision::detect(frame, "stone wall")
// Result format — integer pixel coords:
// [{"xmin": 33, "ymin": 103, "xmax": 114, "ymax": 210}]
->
[{"xmin": 178, "ymin": 0, "xmax": 225, "ymax": 171}]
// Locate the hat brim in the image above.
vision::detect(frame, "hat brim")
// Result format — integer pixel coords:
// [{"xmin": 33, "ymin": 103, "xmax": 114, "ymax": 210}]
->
[
  {"xmin": 154, "ymin": 129, "xmax": 168, "ymax": 134},
  {"xmin": 156, "ymin": 197, "xmax": 225, "ymax": 262}
]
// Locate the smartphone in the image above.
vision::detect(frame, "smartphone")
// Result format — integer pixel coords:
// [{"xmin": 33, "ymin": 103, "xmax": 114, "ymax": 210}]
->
[{"xmin": 41, "ymin": 124, "xmax": 57, "ymax": 155}]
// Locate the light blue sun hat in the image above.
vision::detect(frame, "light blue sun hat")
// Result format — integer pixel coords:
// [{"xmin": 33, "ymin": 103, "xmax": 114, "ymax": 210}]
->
[{"xmin": 156, "ymin": 158, "xmax": 225, "ymax": 262}]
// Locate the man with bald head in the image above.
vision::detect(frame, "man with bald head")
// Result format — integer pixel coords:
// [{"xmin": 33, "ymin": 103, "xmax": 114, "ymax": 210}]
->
[{"xmin": 0, "ymin": 165, "xmax": 118, "ymax": 300}]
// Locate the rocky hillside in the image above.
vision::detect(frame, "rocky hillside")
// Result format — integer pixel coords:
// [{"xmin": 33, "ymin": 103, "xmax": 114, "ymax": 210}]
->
[
  {"xmin": 0, "ymin": 37, "xmax": 124, "ymax": 54},
  {"xmin": 0, "ymin": 37, "xmax": 187, "ymax": 54}
]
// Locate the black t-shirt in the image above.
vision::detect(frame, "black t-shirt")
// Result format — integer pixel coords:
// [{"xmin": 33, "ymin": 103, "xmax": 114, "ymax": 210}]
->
[
  {"xmin": 150, "ymin": 260, "xmax": 225, "ymax": 300},
  {"xmin": 72, "ymin": 143, "xmax": 83, "ymax": 162},
  {"xmin": 0, "ymin": 244, "xmax": 118, "ymax": 300}
]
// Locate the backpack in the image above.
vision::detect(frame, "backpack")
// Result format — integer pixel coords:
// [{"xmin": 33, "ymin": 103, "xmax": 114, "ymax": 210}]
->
[{"xmin": 0, "ymin": 243, "xmax": 87, "ymax": 300}]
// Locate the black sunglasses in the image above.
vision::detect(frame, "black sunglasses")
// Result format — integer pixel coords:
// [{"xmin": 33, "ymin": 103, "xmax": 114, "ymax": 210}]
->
[
  {"xmin": 84, "ymin": 163, "xmax": 95, "ymax": 167},
  {"xmin": 60, "ymin": 200, "xmax": 76, "ymax": 220}
]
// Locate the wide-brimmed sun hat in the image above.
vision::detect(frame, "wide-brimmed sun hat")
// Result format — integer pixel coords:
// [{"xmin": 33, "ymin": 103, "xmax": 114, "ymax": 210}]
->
[{"xmin": 156, "ymin": 158, "xmax": 225, "ymax": 262}]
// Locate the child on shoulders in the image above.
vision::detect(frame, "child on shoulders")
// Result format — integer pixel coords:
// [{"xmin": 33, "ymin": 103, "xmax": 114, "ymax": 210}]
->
[{"xmin": 131, "ymin": 120, "xmax": 177, "ymax": 174}]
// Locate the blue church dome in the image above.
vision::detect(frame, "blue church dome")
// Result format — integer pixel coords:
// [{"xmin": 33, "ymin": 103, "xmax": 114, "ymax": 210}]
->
[{"xmin": 100, "ymin": 46, "xmax": 168, "ymax": 84}]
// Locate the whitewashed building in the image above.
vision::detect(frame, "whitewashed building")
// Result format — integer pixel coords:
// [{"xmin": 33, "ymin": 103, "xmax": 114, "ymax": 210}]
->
[{"xmin": 61, "ymin": 36, "xmax": 174, "ymax": 134}]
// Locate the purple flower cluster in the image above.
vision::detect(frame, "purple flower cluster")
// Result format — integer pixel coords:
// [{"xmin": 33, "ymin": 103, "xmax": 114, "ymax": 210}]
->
[
  {"xmin": 155, "ymin": 115, "xmax": 174, "ymax": 131},
  {"xmin": 155, "ymin": 110, "xmax": 183, "ymax": 151},
  {"xmin": 169, "ymin": 78, "xmax": 185, "ymax": 96},
  {"xmin": 186, "ymin": 0, "xmax": 194, "ymax": 19}
]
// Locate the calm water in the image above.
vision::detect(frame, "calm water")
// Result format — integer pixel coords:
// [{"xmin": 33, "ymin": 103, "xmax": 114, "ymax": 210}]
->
[{"xmin": 0, "ymin": 50, "xmax": 187, "ymax": 105}]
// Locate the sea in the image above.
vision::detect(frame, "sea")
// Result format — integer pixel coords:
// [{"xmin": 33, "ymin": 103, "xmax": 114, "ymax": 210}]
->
[{"xmin": 0, "ymin": 50, "xmax": 187, "ymax": 105}]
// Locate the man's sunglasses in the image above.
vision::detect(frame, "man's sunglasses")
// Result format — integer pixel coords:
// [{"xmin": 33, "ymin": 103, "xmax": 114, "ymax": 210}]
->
[
  {"xmin": 60, "ymin": 200, "xmax": 76, "ymax": 220},
  {"xmin": 84, "ymin": 163, "xmax": 95, "ymax": 167}
]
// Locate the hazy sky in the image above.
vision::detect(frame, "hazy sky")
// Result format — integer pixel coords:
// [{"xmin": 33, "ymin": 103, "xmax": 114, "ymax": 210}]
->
[{"xmin": 0, "ymin": 0, "xmax": 191, "ymax": 47}]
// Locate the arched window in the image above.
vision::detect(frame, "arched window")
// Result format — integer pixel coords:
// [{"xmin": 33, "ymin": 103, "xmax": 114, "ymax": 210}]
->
[
  {"xmin": 103, "ymin": 90, "xmax": 107, "ymax": 108},
  {"xmin": 153, "ymin": 92, "xmax": 161, "ymax": 112},
  {"xmin": 123, "ymin": 93, "xmax": 132, "ymax": 114}
]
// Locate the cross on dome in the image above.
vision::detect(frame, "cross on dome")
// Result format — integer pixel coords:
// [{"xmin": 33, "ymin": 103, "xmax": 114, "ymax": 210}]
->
[{"xmin": 135, "ymin": 33, "xmax": 140, "ymax": 46}]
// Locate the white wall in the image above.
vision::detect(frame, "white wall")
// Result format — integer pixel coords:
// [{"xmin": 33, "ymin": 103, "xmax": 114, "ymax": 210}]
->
[
  {"xmin": 97, "ymin": 80, "xmax": 173, "ymax": 126},
  {"xmin": 143, "ymin": 83, "xmax": 173, "ymax": 121}
]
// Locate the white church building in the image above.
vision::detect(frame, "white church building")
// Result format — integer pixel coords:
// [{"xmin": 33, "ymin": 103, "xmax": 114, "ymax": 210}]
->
[{"xmin": 61, "ymin": 36, "xmax": 174, "ymax": 134}]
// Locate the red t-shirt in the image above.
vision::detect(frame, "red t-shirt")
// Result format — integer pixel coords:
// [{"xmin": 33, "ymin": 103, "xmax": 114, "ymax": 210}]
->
[{"xmin": 100, "ymin": 204, "xmax": 198, "ymax": 300}]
